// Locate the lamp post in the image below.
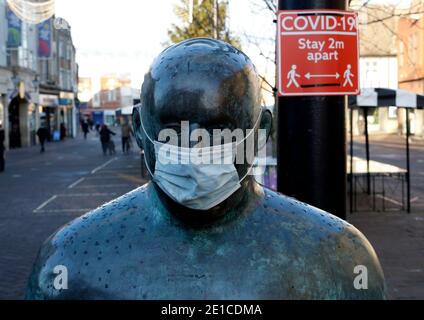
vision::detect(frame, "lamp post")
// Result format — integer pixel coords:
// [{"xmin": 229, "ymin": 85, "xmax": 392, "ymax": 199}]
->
[{"xmin": 276, "ymin": 0, "xmax": 348, "ymax": 219}]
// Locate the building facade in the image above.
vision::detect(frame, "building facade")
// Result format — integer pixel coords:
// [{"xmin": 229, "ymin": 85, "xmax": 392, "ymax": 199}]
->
[
  {"xmin": 358, "ymin": 56, "xmax": 399, "ymax": 135},
  {"xmin": 83, "ymin": 75, "xmax": 140, "ymax": 126},
  {"xmin": 38, "ymin": 17, "xmax": 78, "ymax": 141},
  {"xmin": 89, "ymin": 86, "xmax": 140, "ymax": 126},
  {"xmin": 0, "ymin": 0, "xmax": 11, "ymax": 149},
  {"xmin": 351, "ymin": 4, "xmax": 401, "ymax": 136},
  {"xmin": 0, "ymin": 0, "xmax": 78, "ymax": 150},
  {"xmin": 398, "ymin": 5, "xmax": 424, "ymax": 137},
  {"xmin": 1, "ymin": 0, "xmax": 39, "ymax": 148}
]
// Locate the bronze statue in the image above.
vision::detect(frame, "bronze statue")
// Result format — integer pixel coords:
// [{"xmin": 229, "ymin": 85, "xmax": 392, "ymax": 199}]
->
[{"xmin": 26, "ymin": 38, "xmax": 386, "ymax": 299}]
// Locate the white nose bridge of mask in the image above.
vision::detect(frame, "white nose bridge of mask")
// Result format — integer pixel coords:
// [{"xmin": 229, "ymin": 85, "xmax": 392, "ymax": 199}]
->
[{"xmin": 138, "ymin": 107, "xmax": 263, "ymax": 181}]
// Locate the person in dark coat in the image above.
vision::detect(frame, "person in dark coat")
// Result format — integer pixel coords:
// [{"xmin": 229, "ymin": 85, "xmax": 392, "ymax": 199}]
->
[
  {"xmin": 121, "ymin": 121, "xmax": 132, "ymax": 154},
  {"xmin": 0, "ymin": 123, "xmax": 5, "ymax": 172},
  {"xmin": 81, "ymin": 120, "xmax": 89, "ymax": 140},
  {"xmin": 99, "ymin": 124, "xmax": 116, "ymax": 156},
  {"xmin": 37, "ymin": 125, "xmax": 49, "ymax": 153},
  {"xmin": 60, "ymin": 123, "xmax": 67, "ymax": 140},
  {"xmin": 88, "ymin": 119, "xmax": 94, "ymax": 131}
]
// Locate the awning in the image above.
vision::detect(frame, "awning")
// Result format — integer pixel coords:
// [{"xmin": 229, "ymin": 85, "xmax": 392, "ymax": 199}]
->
[
  {"xmin": 39, "ymin": 94, "xmax": 59, "ymax": 107},
  {"xmin": 348, "ymin": 87, "xmax": 416, "ymax": 213},
  {"xmin": 349, "ymin": 88, "xmax": 424, "ymax": 109}
]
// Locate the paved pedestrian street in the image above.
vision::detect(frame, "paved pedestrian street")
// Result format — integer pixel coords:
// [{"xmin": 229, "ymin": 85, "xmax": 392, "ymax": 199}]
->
[
  {"xmin": 0, "ymin": 132, "xmax": 147, "ymax": 299},
  {"xmin": 0, "ymin": 132, "xmax": 423, "ymax": 299},
  {"xmin": 350, "ymin": 135, "xmax": 424, "ymax": 299}
]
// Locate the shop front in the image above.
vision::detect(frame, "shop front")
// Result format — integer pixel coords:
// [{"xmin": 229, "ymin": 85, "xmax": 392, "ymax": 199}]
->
[
  {"xmin": 59, "ymin": 92, "xmax": 76, "ymax": 138},
  {"xmin": 39, "ymin": 93, "xmax": 59, "ymax": 142},
  {"xmin": 8, "ymin": 80, "xmax": 39, "ymax": 148}
]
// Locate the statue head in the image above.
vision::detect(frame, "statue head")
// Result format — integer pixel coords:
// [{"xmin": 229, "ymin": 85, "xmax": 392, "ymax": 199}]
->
[{"xmin": 133, "ymin": 38, "xmax": 272, "ymax": 220}]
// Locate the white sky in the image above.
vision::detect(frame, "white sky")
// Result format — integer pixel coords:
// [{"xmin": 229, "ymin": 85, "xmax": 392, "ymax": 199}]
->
[{"xmin": 55, "ymin": 0, "xmax": 413, "ymax": 102}]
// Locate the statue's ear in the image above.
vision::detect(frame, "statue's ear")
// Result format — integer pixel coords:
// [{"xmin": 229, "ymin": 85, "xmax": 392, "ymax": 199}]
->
[
  {"xmin": 259, "ymin": 108, "xmax": 273, "ymax": 145},
  {"xmin": 254, "ymin": 107, "xmax": 273, "ymax": 154},
  {"xmin": 132, "ymin": 104, "xmax": 144, "ymax": 149}
]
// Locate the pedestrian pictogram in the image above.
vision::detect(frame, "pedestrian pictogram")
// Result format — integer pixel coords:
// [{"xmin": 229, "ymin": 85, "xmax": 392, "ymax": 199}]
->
[
  {"xmin": 342, "ymin": 64, "xmax": 354, "ymax": 87},
  {"xmin": 277, "ymin": 10, "xmax": 359, "ymax": 96},
  {"xmin": 287, "ymin": 65, "xmax": 301, "ymax": 88}
]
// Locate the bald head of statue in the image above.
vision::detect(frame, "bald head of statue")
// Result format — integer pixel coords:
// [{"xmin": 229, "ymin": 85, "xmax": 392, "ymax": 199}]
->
[
  {"xmin": 26, "ymin": 38, "xmax": 386, "ymax": 300},
  {"xmin": 132, "ymin": 38, "xmax": 272, "ymax": 222}
]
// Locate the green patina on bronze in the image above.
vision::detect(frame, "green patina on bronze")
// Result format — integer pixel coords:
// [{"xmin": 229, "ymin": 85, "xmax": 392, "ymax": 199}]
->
[{"xmin": 26, "ymin": 38, "xmax": 386, "ymax": 300}]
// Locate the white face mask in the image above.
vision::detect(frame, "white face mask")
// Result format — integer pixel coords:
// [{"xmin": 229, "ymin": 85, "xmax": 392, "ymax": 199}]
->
[
  {"xmin": 152, "ymin": 142, "xmax": 241, "ymax": 210},
  {"xmin": 139, "ymin": 109, "xmax": 262, "ymax": 211}
]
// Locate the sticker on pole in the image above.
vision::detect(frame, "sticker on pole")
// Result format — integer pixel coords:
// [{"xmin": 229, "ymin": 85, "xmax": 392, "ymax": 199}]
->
[{"xmin": 277, "ymin": 10, "xmax": 359, "ymax": 96}]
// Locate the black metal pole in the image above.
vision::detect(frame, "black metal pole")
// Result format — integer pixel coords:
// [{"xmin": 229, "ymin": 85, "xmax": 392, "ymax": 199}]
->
[
  {"xmin": 276, "ymin": 0, "xmax": 347, "ymax": 219},
  {"xmin": 405, "ymin": 108, "xmax": 411, "ymax": 213},
  {"xmin": 350, "ymin": 106, "xmax": 354, "ymax": 214},
  {"xmin": 363, "ymin": 107, "xmax": 371, "ymax": 195}
]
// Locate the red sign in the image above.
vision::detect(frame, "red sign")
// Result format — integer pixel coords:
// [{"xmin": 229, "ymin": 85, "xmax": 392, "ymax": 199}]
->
[{"xmin": 277, "ymin": 10, "xmax": 359, "ymax": 96}]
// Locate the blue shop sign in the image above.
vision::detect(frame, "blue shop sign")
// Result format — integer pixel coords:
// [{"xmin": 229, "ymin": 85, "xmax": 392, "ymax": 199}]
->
[{"xmin": 59, "ymin": 98, "xmax": 73, "ymax": 105}]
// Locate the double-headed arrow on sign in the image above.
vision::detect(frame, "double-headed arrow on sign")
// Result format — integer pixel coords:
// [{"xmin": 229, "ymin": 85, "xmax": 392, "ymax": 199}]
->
[{"xmin": 305, "ymin": 72, "xmax": 340, "ymax": 79}]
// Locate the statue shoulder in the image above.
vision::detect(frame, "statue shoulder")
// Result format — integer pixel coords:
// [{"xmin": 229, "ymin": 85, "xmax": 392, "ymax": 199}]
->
[
  {"xmin": 26, "ymin": 184, "xmax": 154, "ymax": 299},
  {"xmin": 260, "ymin": 188, "xmax": 387, "ymax": 299}
]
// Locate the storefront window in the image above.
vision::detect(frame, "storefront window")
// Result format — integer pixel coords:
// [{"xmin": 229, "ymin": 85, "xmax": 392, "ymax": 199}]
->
[{"xmin": 388, "ymin": 107, "xmax": 397, "ymax": 119}]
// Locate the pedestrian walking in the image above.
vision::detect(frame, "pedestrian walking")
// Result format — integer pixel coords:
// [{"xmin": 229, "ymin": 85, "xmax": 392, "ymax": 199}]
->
[
  {"xmin": 95, "ymin": 123, "xmax": 100, "ymax": 137},
  {"xmin": 99, "ymin": 124, "xmax": 116, "ymax": 156},
  {"xmin": 0, "ymin": 122, "xmax": 5, "ymax": 172},
  {"xmin": 37, "ymin": 124, "xmax": 49, "ymax": 153},
  {"xmin": 88, "ymin": 118, "xmax": 94, "ymax": 131},
  {"xmin": 121, "ymin": 121, "xmax": 132, "ymax": 154},
  {"xmin": 81, "ymin": 120, "xmax": 89, "ymax": 140},
  {"xmin": 108, "ymin": 139, "xmax": 116, "ymax": 155},
  {"xmin": 60, "ymin": 123, "xmax": 67, "ymax": 140}
]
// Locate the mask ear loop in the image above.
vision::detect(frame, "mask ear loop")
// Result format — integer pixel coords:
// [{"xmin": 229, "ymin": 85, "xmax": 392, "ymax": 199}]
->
[
  {"xmin": 143, "ymin": 152, "xmax": 156, "ymax": 179},
  {"xmin": 233, "ymin": 107, "xmax": 264, "ymax": 183},
  {"xmin": 138, "ymin": 107, "xmax": 156, "ymax": 145},
  {"xmin": 234, "ymin": 107, "xmax": 264, "ymax": 147},
  {"xmin": 137, "ymin": 107, "xmax": 156, "ymax": 178}
]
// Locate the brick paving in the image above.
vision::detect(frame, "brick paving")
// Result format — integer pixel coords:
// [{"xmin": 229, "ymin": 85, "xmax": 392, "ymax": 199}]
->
[
  {"xmin": 0, "ymin": 131, "xmax": 146, "ymax": 299},
  {"xmin": 348, "ymin": 211, "xmax": 424, "ymax": 300},
  {"xmin": 0, "ymin": 132, "xmax": 422, "ymax": 299}
]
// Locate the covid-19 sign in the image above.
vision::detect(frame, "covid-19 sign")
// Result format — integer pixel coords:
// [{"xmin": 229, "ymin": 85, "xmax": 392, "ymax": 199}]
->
[{"xmin": 277, "ymin": 10, "xmax": 359, "ymax": 96}]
